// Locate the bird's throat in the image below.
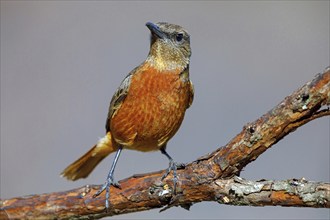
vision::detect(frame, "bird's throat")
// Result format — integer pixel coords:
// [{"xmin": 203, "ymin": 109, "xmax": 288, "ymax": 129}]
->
[{"xmin": 146, "ymin": 42, "xmax": 189, "ymax": 72}]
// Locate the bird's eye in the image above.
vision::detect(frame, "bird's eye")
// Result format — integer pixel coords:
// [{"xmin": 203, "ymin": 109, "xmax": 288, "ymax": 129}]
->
[{"xmin": 175, "ymin": 33, "xmax": 184, "ymax": 42}]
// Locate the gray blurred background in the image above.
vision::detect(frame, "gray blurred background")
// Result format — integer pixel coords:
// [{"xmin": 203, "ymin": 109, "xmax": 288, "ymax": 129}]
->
[{"xmin": 1, "ymin": 1, "xmax": 329, "ymax": 219}]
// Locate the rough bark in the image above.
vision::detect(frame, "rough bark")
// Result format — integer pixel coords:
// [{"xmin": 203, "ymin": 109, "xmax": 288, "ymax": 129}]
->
[{"xmin": 1, "ymin": 67, "xmax": 329, "ymax": 219}]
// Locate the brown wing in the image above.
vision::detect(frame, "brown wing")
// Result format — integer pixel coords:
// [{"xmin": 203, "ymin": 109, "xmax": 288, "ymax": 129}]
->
[
  {"xmin": 105, "ymin": 67, "xmax": 138, "ymax": 132},
  {"xmin": 179, "ymin": 66, "xmax": 194, "ymax": 109},
  {"xmin": 187, "ymin": 79, "xmax": 194, "ymax": 109}
]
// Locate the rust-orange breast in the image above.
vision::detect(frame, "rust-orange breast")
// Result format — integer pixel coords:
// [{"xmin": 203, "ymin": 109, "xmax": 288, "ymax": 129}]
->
[{"xmin": 110, "ymin": 64, "xmax": 191, "ymax": 151}]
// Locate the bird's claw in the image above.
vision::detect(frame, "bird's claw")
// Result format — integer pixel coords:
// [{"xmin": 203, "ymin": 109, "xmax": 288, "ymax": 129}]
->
[
  {"xmin": 112, "ymin": 181, "xmax": 121, "ymax": 189},
  {"xmin": 93, "ymin": 176, "xmax": 120, "ymax": 210},
  {"xmin": 161, "ymin": 160, "xmax": 184, "ymax": 193}
]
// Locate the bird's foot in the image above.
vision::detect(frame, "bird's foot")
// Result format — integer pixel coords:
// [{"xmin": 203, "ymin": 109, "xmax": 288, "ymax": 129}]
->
[
  {"xmin": 161, "ymin": 160, "xmax": 185, "ymax": 194},
  {"xmin": 94, "ymin": 175, "xmax": 121, "ymax": 210}
]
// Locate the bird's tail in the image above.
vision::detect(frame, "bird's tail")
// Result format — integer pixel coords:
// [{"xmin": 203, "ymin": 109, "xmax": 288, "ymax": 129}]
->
[{"xmin": 61, "ymin": 132, "xmax": 116, "ymax": 181}]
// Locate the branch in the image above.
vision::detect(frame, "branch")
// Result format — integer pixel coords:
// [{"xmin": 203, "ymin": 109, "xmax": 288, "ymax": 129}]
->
[
  {"xmin": 1, "ymin": 68, "xmax": 329, "ymax": 219},
  {"xmin": 1, "ymin": 177, "xmax": 329, "ymax": 219}
]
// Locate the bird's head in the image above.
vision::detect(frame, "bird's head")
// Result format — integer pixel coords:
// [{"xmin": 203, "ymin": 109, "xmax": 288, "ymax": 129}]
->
[{"xmin": 146, "ymin": 22, "xmax": 191, "ymax": 71}]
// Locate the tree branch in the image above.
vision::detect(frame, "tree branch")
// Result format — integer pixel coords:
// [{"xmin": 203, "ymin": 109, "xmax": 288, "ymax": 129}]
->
[
  {"xmin": 1, "ymin": 67, "xmax": 329, "ymax": 219},
  {"xmin": 1, "ymin": 177, "xmax": 329, "ymax": 219}
]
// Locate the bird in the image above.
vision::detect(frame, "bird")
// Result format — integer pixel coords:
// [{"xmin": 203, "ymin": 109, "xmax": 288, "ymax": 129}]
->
[{"xmin": 61, "ymin": 21, "xmax": 194, "ymax": 210}]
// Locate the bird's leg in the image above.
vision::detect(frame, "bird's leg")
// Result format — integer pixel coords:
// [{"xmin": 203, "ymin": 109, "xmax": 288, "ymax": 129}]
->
[
  {"xmin": 160, "ymin": 148, "xmax": 185, "ymax": 194},
  {"xmin": 94, "ymin": 146, "xmax": 123, "ymax": 210}
]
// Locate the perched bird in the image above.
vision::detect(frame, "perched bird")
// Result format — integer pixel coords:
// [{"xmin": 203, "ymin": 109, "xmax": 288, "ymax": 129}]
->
[{"xmin": 61, "ymin": 22, "xmax": 194, "ymax": 209}]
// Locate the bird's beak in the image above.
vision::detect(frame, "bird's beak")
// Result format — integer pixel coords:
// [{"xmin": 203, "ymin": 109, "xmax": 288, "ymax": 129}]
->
[{"xmin": 146, "ymin": 22, "xmax": 166, "ymax": 39}]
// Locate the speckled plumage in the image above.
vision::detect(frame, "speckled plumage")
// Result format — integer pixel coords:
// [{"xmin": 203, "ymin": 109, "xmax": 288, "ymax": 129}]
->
[{"xmin": 110, "ymin": 63, "xmax": 193, "ymax": 151}]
